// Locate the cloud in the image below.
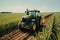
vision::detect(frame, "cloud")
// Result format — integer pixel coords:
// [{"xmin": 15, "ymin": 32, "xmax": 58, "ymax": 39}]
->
[
  {"xmin": 0, "ymin": 6, "xmax": 26, "ymax": 13},
  {"xmin": 38, "ymin": 7, "xmax": 51, "ymax": 12},
  {"xmin": 0, "ymin": 6, "xmax": 60, "ymax": 13}
]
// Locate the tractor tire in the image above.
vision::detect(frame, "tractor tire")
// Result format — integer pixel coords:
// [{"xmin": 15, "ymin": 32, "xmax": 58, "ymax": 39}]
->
[{"xmin": 33, "ymin": 23, "xmax": 36, "ymax": 31}]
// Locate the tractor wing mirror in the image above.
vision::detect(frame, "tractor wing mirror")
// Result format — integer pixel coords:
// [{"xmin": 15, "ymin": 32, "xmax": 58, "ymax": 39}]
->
[{"xmin": 38, "ymin": 11, "xmax": 40, "ymax": 13}]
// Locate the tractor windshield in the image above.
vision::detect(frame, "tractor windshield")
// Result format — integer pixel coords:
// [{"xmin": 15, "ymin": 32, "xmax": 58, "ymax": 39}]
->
[{"xmin": 29, "ymin": 12, "xmax": 38, "ymax": 17}]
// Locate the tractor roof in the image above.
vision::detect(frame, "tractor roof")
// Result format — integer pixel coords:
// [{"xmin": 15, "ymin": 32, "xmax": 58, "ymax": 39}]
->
[
  {"xmin": 25, "ymin": 9, "xmax": 40, "ymax": 13},
  {"xmin": 28, "ymin": 10, "xmax": 40, "ymax": 12}
]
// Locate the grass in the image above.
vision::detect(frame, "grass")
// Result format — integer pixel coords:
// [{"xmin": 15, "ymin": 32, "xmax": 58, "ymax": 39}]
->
[
  {"xmin": 0, "ymin": 12, "xmax": 60, "ymax": 40},
  {"xmin": 36, "ymin": 13, "xmax": 54, "ymax": 40},
  {"xmin": 35, "ymin": 12, "xmax": 60, "ymax": 40},
  {"xmin": 0, "ymin": 13, "xmax": 26, "ymax": 37},
  {"xmin": 0, "ymin": 13, "xmax": 25, "ymax": 30},
  {"xmin": 54, "ymin": 13, "xmax": 60, "ymax": 40}
]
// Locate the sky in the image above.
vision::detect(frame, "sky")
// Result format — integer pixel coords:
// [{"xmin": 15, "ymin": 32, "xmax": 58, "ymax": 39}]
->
[{"xmin": 0, "ymin": 0, "xmax": 60, "ymax": 13}]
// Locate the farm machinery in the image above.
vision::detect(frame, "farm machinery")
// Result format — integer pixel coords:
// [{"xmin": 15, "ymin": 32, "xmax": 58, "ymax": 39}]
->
[{"xmin": 18, "ymin": 9, "xmax": 43, "ymax": 33}]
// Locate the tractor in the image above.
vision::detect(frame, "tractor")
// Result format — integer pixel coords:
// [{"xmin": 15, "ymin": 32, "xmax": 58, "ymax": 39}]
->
[{"xmin": 18, "ymin": 9, "xmax": 43, "ymax": 33}]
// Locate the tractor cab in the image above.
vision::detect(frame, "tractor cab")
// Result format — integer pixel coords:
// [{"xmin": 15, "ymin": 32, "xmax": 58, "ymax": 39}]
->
[{"xmin": 25, "ymin": 9, "xmax": 40, "ymax": 18}]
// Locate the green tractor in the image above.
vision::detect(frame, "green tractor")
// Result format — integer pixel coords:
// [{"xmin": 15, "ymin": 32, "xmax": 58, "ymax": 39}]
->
[{"xmin": 18, "ymin": 9, "xmax": 43, "ymax": 33}]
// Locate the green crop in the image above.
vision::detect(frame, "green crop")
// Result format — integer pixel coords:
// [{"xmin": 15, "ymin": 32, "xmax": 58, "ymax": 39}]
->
[
  {"xmin": 0, "ymin": 12, "xmax": 60, "ymax": 40},
  {"xmin": 0, "ymin": 13, "xmax": 25, "ymax": 30}
]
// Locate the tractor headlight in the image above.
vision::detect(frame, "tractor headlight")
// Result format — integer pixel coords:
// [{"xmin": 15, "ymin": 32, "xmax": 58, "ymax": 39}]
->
[{"xmin": 32, "ymin": 19, "xmax": 35, "ymax": 21}]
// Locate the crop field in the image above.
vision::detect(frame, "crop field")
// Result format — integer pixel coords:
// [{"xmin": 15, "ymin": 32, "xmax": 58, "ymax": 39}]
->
[
  {"xmin": 0, "ymin": 12, "xmax": 60, "ymax": 40},
  {"xmin": 0, "ymin": 13, "xmax": 25, "ymax": 30}
]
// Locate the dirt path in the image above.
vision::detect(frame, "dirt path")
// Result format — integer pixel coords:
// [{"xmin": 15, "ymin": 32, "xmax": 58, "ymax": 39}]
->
[
  {"xmin": 41, "ymin": 14, "xmax": 53, "ymax": 26},
  {"xmin": 0, "ymin": 29, "xmax": 34, "ymax": 40}
]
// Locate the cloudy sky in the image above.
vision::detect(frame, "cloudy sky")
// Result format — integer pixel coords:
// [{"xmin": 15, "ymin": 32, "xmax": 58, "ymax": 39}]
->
[{"xmin": 0, "ymin": 0, "xmax": 60, "ymax": 13}]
